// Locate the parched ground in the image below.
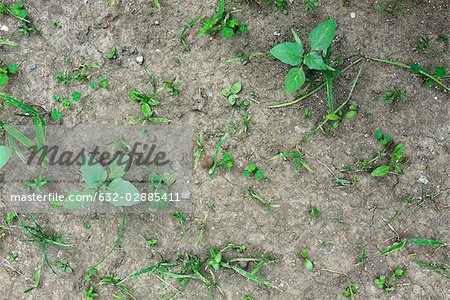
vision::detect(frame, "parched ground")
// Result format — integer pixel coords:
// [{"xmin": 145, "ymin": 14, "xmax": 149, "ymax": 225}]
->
[{"xmin": 0, "ymin": 0, "xmax": 449, "ymax": 299}]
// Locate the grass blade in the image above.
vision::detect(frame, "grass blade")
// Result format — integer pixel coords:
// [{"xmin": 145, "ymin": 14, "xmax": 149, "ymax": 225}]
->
[
  {"xmin": 24, "ymin": 258, "xmax": 44, "ymax": 293},
  {"xmin": 1, "ymin": 123, "xmax": 35, "ymax": 149},
  {"xmin": 224, "ymin": 263, "xmax": 274, "ymax": 287},
  {"xmin": 0, "ymin": 93, "xmax": 39, "ymax": 116},
  {"xmin": 414, "ymin": 260, "xmax": 449, "ymax": 278},
  {"xmin": 0, "ymin": 39, "xmax": 20, "ymax": 46},
  {"xmin": 407, "ymin": 238, "xmax": 446, "ymax": 246},
  {"xmin": 379, "ymin": 240, "xmax": 407, "ymax": 256}
]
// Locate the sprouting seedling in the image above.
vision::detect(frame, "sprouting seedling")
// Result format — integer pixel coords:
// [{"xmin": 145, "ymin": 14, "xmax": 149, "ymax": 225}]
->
[
  {"xmin": 194, "ymin": 131, "xmax": 204, "ymax": 168},
  {"xmin": 106, "ymin": 46, "xmax": 117, "ymax": 59},
  {"xmin": 196, "ymin": 203, "xmax": 216, "ymax": 246},
  {"xmin": 56, "ymin": 258, "xmax": 73, "ymax": 273},
  {"xmin": 172, "ymin": 211, "xmax": 188, "ymax": 236},
  {"xmin": 54, "ymin": 63, "xmax": 101, "ymax": 84},
  {"xmin": 380, "ymin": 238, "xmax": 446, "ymax": 256},
  {"xmin": 82, "ymin": 286, "xmax": 99, "ymax": 300},
  {"xmin": 343, "ymin": 284, "xmax": 358, "ymax": 298},
  {"xmin": 24, "ymin": 176, "xmax": 51, "ymax": 193},
  {"xmin": 24, "ymin": 259, "xmax": 44, "ymax": 294},
  {"xmin": 307, "ymin": 206, "xmax": 320, "ymax": 219},
  {"xmin": 221, "ymin": 82, "xmax": 249, "ymax": 109},
  {"xmin": 416, "ymin": 36, "xmax": 431, "ymax": 54},
  {"xmin": 226, "ymin": 50, "xmax": 268, "ymax": 65},
  {"xmin": 53, "ymin": 91, "xmax": 81, "ymax": 110},
  {"xmin": 272, "ymin": 149, "xmax": 313, "ymax": 174},
  {"xmin": 198, "ymin": 0, "xmax": 248, "ymax": 39},
  {"xmin": 0, "ymin": 2, "xmax": 37, "ymax": 34},
  {"xmin": 270, "ymin": 18, "xmax": 336, "ymax": 94},
  {"xmin": 382, "ymin": 88, "xmax": 406, "ymax": 104},
  {"xmin": 0, "ymin": 62, "xmax": 19, "ymax": 86},
  {"xmin": 304, "ymin": 0, "xmax": 320, "ymax": 13},
  {"xmin": 243, "ymin": 163, "xmax": 265, "ymax": 180},
  {"xmin": 163, "ymin": 79, "xmax": 182, "ymax": 96},
  {"xmin": 374, "ymin": 130, "xmax": 392, "ymax": 146},
  {"xmin": 259, "ymin": 0, "xmax": 288, "ymax": 14},
  {"xmin": 300, "ymin": 249, "xmax": 313, "ymax": 271},
  {"xmin": 178, "ymin": 16, "xmax": 204, "ymax": 51},
  {"xmin": 376, "ymin": 0, "xmax": 405, "ymax": 16},
  {"xmin": 148, "ymin": 172, "xmax": 176, "ymax": 209},
  {"xmin": 371, "ymin": 143, "xmax": 406, "ymax": 177},
  {"xmin": 50, "ymin": 108, "xmax": 63, "ymax": 121},
  {"xmin": 18, "ymin": 213, "xmax": 76, "ymax": 274},
  {"xmin": 245, "ymin": 187, "xmax": 273, "ymax": 212},
  {"xmin": 374, "ymin": 268, "xmax": 406, "ymax": 292},
  {"xmin": 98, "ymin": 273, "xmax": 135, "ymax": 299}
]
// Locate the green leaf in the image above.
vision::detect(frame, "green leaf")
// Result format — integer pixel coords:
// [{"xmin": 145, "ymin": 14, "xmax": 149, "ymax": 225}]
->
[
  {"xmin": 63, "ymin": 189, "xmax": 95, "ymax": 209},
  {"xmin": 344, "ymin": 111, "xmax": 357, "ymax": 119},
  {"xmin": 8, "ymin": 63, "xmax": 19, "ymax": 74},
  {"xmin": 230, "ymin": 82, "xmax": 242, "ymax": 94},
  {"xmin": 435, "ymin": 66, "xmax": 446, "ymax": 78},
  {"xmin": 221, "ymin": 88, "xmax": 231, "ymax": 97},
  {"xmin": 222, "ymin": 27, "xmax": 234, "ymax": 38},
  {"xmin": 0, "ymin": 146, "xmax": 13, "ymax": 170},
  {"xmin": 146, "ymin": 239, "xmax": 158, "ymax": 246},
  {"xmin": 226, "ymin": 264, "xmax": 274, "ymax": 287},
  {"xmin": 72, "ymin": 91, "xmax": 81, "ymax": 102},
  {"xmin": 270, "ymin": 42, "xmax": 304, "ymax": 66},
  {"xmin": 285, "ymin": 67, "xmax": 306, "ymax": 93},
  {"xmin": 379, "ymin": 240, "xmax": 407, "ymax": 255},
  {"xmin": 374, "ymin": 130, "xmax": 383, "ymax": 140},
  {"xmin": 106, "ymin": 178, "xmax": 140, "ymax": 207},
  {"xmin": 407, "ymin": 238, "xmax": 446, "ymax": 246},
  {"xmin": 0, "ymin": 73, "xmax": 9, "ymax": 86},
  {"xmin": 217, "ymin": 0, "xmax": 225, "ymax": 18},
  {"xmin": 410, "ymin": 63, "xmax": 421, "ymax": 73},
  {"xmin": 109, "ymin": 155, "xmax": 129, "ymax": 179},
  {"xmin": 10, "ymin": 2, "xmax": 27, "ymax": 19},
  {"xmin": 326, "ymin": 113, "xmax": 340, "ymax": 121},
  {"xmin": 255, "ymin": 170, "xmax": 264, "ymax": 180},
  {"xmin": 246, "ymin": 163, "xmax": 257, "ymax": 172},
  {"xmin": 371, "ymin": 165, "xmax": 390, "ymax": 177},
  {"xmin": 308, "ymin": 18, "xmax": 336, "ymax": 51},
  {"xmin": 304, "ymin": 258, "xmax": 313, "ymax": 271},
  {"xmin": 81, "ymin": 160, "xmax": 107, "ymax": 188},
  {"xmin": 291, "ymin": 29, "xmax": 303, "ymax": 48},
  {"xmin": 50, "ymin": 109, "xmax": 63, "ymax": 120},
  {"xmin": 391, "ymin": 143, "xmax": 404, "ymax": 163},
  {"xmin": 161, "ymin": 173, "xmax": 176, "ymax": 185},
  {"xmin": 303, "ymin": 52, "xmax": 327, "ymax": 70}
]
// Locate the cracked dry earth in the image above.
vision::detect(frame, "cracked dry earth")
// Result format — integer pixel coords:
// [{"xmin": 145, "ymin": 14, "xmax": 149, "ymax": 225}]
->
[{"xmin": 0, "ymin": 0, "xmax": 449, "ymax": 299}]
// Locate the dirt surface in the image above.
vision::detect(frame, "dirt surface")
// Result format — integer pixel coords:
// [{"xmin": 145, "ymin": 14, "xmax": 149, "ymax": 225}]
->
[{"xmin": 0, "ymin": 0, "xmax": 449, "ymax": 299}]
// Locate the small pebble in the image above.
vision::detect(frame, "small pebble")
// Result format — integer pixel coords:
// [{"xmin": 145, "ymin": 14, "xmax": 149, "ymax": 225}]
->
[
  {"xmin": 155, "ymin": 20, "xmax": 159, "ymax": 25},
  {"xmin": 350, "ymin": 12, "xmax": 356, "ymax": 18},
  {"xmin": 28, "ymin": 64, "xmax": 37, "ymax": 72},
  {"xmin": 135, "ymin": 56, "xmax": 144, "ymax": 65},
  {"xmin": 0, "ymin": 25, "xmax": 8, "ymax": 31}
]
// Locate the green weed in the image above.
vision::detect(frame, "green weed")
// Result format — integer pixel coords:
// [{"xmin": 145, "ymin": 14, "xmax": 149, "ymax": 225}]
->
[
  {"xmin": 380, "ymin": 238, "xmax": 446, "ymax": 256},
  {"xmin": 416, "ymin": 36, "xmax": 431, "ymax": 54},
  {"xmin": 300, "ymin": 249, "xmax": 313, "ymax": 271},
  {"xmin": 243, "ymin": 163, "xmax": 265, "ymax": 180},
  {"xmin": 245, "ymin": 187, "xmax": 273, "ymax": 212},
  {"xmin": 374, "ymin": 268, "xmax": 406, "ymax": 292},
  {"xmin": 376, "ymin": 0, "xmax": 405, "ymax": 16},
  {"xmin": 198, "ymin": 0, "xmax": 247, "ymax": 38},
  {"xmin": 304, "ymin": 0, "xmax": 320, "ymax": 14},
  {"xmin": 0, "ymin": 62, "xmax": 19, "ymax": 86},
  {"xmin": 24, "ymin": 176, "xmax": 51, "ymax": 193},
  {"xmin": 56, "ymin": 258, "xmax": 73, "ymax": 273},
  {"xmin": 272, "ymin": 149, "xmax": 313, "ymax": 174},
  {"xmin": 382, "ymin": 88, "xmax": 406, "ymax": 104},
  {"xmin": 342, "ymin": 284, "xmax": 358, "ymax": 298}
]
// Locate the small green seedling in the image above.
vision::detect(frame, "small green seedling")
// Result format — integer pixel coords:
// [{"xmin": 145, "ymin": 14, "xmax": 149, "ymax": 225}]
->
[
  {"xmin": 304, "ymin": 0, "xmax": 320, "ymax": 13},
  {"xmin": 148, "ymin": 172, "xmax": 176, "ymax": 209},
  {"xmin": 82, "ymin": 286, "xmax": 99, "ymax": 300},
  {"xmin": 50, "ymin": 108, "xmax": 63, "ymax": 121},
  {"xmin": 172, "ymin": 211, "xmax": 188, "ymax": 235},
  {"xmin": 221, "ymin": 82, "xmax": 249, "ymax": 109},
  {"xmin": 54, "ymin": 63, "xmax": 101, "ymax": 84},
  {"xmin": 416, "ymin": 36, "xmax": 430, "ymax": 54},
  {"xmin": 300, "ymin": 249, "xmax": 313, "ymax": 271},
  {"xmin": 270, "ymin": 18, "xmax": 336, "ymax": 94},
  {"xmin": 197, "ymin": 202, "xmax": 216, "ymax": 245},
  {"xmin": 163, "ymin": 79, "xmax": 182, "ymax": 96},
  {"xmin": 243, "ymin": 295, "xmax": 254, "ymax": 300},
  {"xmin": 53, "ymin": 91, "xmax": 81, "ymax": 110},
  {"xmin": 198, "ymin": 0, "xmax": 247, "ymax": 38},
  {"xmin": 51, "ymin": 20, "xmax": 62, "ymax": 28},
  {"xmin": 272, "ymin": 150, "xmax": 313, "ymax": 174},
  {"xmin": 414, "ymin": 260, "xmax": 449, "ymax": 279},
  {"xmin": 380, "ymin": 238, "xmax": 446, "ymax": 256},
  {"xmin": 0, "ymin": 63, "xmax": 19, "ymax": 86},
  {"xmin": 245, "ymin": 187, "xmax": 273, "ymax": 212},
  {"xmin": 371, "ymin": 143, "xmax": 405, "ymax": 177},
  {"xmin": 56, "ymin": 259, "xmax": 73, "ymax": 273},
  {"xmin": 307, "ymin": 206, "xmax": 320, "ymax": 219},
  {"xmin": 106, "ymin": 46, "xmax": 117, "ymax": 59},
  {"xmin": 146, "ymin": 239, "xmax": 158, "ymax": 246},
  {"xmin": 260, "ymin": 0, "xmax": 288, "ymax": 14},
  {"xmin": 0, "ymin": 2, "xmax": 37, "ymax": 35},
  {"xmin": 303, "ymin": 108, "xmax": 312, "ymax": 118},
  {"xmin": 24, "ymin": 259, "xmax": 44, "ymax": 294},
  {"xmin": 374, "ymin": 268, "xmax": 406, "ymax": 292},
  {"xmin": 382, "ymin": 89, "xmax": 406, "ymax": 104},
  {"xmin": 374, "ymin": 130, "xmax": 392, "ymax": 146},
  {"xmin": 24, "ymin": 176, "xmax": 51, "ymax": 193},
  {"xmin": 243, "ymin": 163, "xmax": 265, "ymax": 180},
  {"xmin": 194, "ymin": 131, "xmax": 204, "ymax": 168},
  {"xmin": 376, "ymin": 0, "xmax": 405, "ymax": 16},
  {"xmin": 343, "ymin": 284, "xmax": 358, "ymax": 298}
]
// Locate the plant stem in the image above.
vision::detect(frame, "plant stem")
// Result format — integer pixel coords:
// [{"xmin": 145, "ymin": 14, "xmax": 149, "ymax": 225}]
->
[
  {"xmin": 267, "ymin": 58, "xmax": 363, "ymax": 108},
  {"xmin": 369, "ymin": 57, "xmax": 450, "ymax": 92},
  {"xmin": 326, "ymin": 70, "xmax": 333, "ymax": 113}
]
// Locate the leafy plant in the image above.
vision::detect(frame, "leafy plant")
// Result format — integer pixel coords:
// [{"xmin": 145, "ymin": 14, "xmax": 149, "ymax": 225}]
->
[
  {"xmin": 243, "ymin": 163, "xmax": 265, "ymax": 180},
  {"xmin": 198, "ymin": 0, "xmax": 247, "ymax": 38},
  {"xmin": 374, "ymin": 268, "xmax": 406, "ymax": 292},
  {"xmin": 0, "ymin": 62, "xmax": 19, "ymax": 86},
  {"xmin": 414, "ymin": 260, "xmax": 449, "ymax": 279},
  {"xmin": 300, "ymin": 249, "xmax": 313, "ymax": 271},
  {"xmin": 307, "ymin": 206, "xmax": 320, "ymax": 219},
  {"xmin": 106, "ymin": 46, "xmax": 117, "ymax": 59},
  {"xmin": 371, "ymin": 143, "xmax": 405, "ymax": 177},
  {"xmin": 24, "ymin": 176, "xmax": 52, "ymax": 193},
  {"xmin": 270, "ymin": 18, "xmax": 336, "ymax": 94},
  {"xmin": 56, "ymin": 258, "xmax": 73, "ymax": 273},
  {"xmin": 0, "ymin": 2, "xmax": 37, "ymax": 35},
  {"xmin": 376, "ymin": 0, "xmax": 405, "ymax": 16},
  {"xmin": 382, "ymin": 88, "xmax": 406, "ymax": 104},
  {"xmin": 416, "ymin": 36, "xmax": 430, "ymax": 54},
  {"xmin": 82, "ymin": 286, "xmax": 99, "ymax": 300},
  {"xmin": 304, "ymin": 0, "xmax": 320, "ymax": 13},
  {"xmin": 343, "ymin": 284, "xmax": 358, "ymax": 298},
  {"xmin": 148, "ymin": 172, "xmax": 176, "ymax": 209},
  {"xmin": 374, "ymin": 130, "xmax": 392, "ymax": 146},
  {"xmin": 24, "ymin": 259, "xmax": 44, "ymax": 293},
  {"xmin": 221, "ymin": 82, "xmax": 249, "ymax": 109}
]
